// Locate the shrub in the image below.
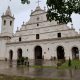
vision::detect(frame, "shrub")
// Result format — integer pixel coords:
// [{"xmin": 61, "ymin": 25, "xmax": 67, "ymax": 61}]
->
[
  {"xmin": 57, "ymin": 61, "xmax": 62, "ymax": 67},
  {"xmin": 53, "ymin": 56, "xmax": 56, "ymax": 61},
  {"xmin": 21, "ymin": 57, "xmax": 25, "ymax": 65},
  {"xmin": 17, "ymin": 58, "xmax": 21, "ymax": 65},
  {"xmin": 17, "ymin": 57, "xmax": 25, "ymax": 65},
  {"xmin": 17, "ymin": 57, "xmax": 29, "ymax": 66},
  {"xmin": 25, "ymin": 57, "xmax": 28, "ymax": 61}
]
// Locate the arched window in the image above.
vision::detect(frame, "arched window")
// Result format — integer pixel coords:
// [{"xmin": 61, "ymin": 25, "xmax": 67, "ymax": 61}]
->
[
  {"xmin": 4, "ymin": 20, "xmax": 6, "ymax": 25},
  {"xmin": 10, "ymin": 21, "xmax": 12, "ymax": 26}
]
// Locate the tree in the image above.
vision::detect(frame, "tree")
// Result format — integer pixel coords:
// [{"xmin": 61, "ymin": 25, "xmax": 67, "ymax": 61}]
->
[
  {"xmin": 21, "ymin": 0, "xmax": 30, "ymax": 4},
  {"xmin": 11, "ymin": 0, "xmax": 80, "ymax": 24},
  {"xmin": 46, "ymin": 0, "xmax": 80, "ymax": 24}
]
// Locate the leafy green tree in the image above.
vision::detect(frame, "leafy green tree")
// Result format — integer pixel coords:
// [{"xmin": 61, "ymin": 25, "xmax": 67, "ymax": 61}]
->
[
  {"xmin": 11, "ymin": 0, "xmax": 80, "ymax": 24},
  {"xmin": 21, "ymin": 0, "xmax": 30, "ymax": 4},
  {"xmin": 46, "ymin": 0, "xmax": 80, "ymax": 24}
]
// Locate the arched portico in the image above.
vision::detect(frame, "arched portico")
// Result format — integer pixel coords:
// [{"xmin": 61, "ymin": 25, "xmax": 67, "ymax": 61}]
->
[
  {"xmin": 17, "ymin": 48, "xmax": 22, "ymax": 59},
  {"xmin": 57, "ymin": 46, "xmax": 65, "ymax": 60},
  {"xmin": 72, "ymin": 47, "xmax": 79, "ymax": 59},
  {"xmin": 34, "ymin": 46, "xmax": 42, "ymax": 59}
]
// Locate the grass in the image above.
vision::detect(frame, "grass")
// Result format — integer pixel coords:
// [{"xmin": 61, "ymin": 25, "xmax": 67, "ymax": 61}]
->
[
  {"xmin": 0, "ymin": 74, "xmax": 63, "ymax": 80},
  {"xmin": 17, "ymin": 65, "xmax": 56, "ymax": 69},
  {"xmin": 17, "ymin": 60, "xmax": 80, "ymax": 69},
  {"xmin": 31, "ymin": 65, "xmax": 55, "ymax": 68},
  {"xmin": 30, "ymin": 60, "xmax": 80, "ymax": 69},
  {"xmin": 59, "ymin": 60, "xmax": 80, "ymax": 69}
]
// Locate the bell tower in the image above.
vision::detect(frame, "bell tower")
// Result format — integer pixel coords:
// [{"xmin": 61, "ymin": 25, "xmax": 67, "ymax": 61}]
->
[{"xmin": 1, "ymin": 6, "xmax": 15, "ymax": 37}]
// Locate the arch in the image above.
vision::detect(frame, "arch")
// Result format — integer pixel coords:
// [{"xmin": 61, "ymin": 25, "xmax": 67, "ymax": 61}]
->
[
  {"xmin": 9, "ymin": 50, "xmax": 13, "ymax": 61},
  {"xmin": 34, "ymin": 46, "xmax": 42, "ymax": 59},
  {"xmin": 57, "ymin": 46, "xmax": 65, "ymax": 60},
  {"xmin": 17, "ymin": 48, "xmax": 22, "ymax": 59},
  {"xmin": 72, "ymin": 47, "xmax": 79, "ymax": 59}
]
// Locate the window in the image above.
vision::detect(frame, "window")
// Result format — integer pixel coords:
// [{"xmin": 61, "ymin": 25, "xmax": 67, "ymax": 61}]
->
[
  {"xmin": 57, "ymin": 33, "xmax": 61, "ymax": 38},
  {"xmin": 19, "ymin": 37, "xmax": 21, "ymax": 42},
  {"xmin": 36, "ymin": 34, "xmax": 39, "ymax": 39},
  {"xmin": 10, "ymin": 21, "xmax": 12, "ymax": 26},
  {"xmin": 37, "ymin": 17, "xmax": 39, "ymax": 20},
  {"xmin": 27, "ymin": 49, "xmax": 28, "ymax": 51},
  {"xmin": 37, "ymin": 23, "xmax": 39, "ymax": 26},
  {"xmin": 4, "ymin": 20, "xmax": 6, "ymax": 25}
]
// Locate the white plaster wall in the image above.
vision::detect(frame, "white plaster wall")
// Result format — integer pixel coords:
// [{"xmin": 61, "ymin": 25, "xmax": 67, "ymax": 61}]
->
[
  {"xmin": 1, "ymin": 16, "xmax": 14, "ymax": 37},
  {"xmin": 0, "ymin": 39, "xmax": 7, "ymax": 60},
  {"xmin": 6, "ymin": 38, "xmax": 80, "ymax": 60},
  {"xmin": 4, "ymin": 6, "xmax": 80, "ymax": 61}
]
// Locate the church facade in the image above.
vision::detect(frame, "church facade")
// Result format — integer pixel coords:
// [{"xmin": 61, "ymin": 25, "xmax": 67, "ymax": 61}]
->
[{"xmin": 0, "ymin": 6, "xmax": 80, "ymax": 61}]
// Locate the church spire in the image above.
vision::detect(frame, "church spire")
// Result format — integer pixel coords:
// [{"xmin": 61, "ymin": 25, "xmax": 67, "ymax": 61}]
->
[
  {"xmin": 1, "ymin": 6, "xmax": 15, "ymax": 19},
  {"xmin": 1, "ymin": 6, "xmax": 15, "ymax": 37},
  {"xmin": 36, "ymin": 0, "xmax": 41, "ymax": 7},
  {"xmin": 5, "ymin": 6, "xmax": 12, "ymax": 16}
]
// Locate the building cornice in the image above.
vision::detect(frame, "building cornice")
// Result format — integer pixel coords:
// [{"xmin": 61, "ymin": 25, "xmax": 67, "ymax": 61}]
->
[
  {"xmin": 0, "ymin": 36, "xmax": 11, "ymax": 40},
  {"xmin": 25, "ymin": 20, "xmax": 48, "ymax": 26},
  {"xmin": 31, "ymin": 11, "xmax": 46, "ymax": 16},
  {"xmin": 1, "ymin": 15, "xmax": 15, "ymax": 19},
  {"xmin": 14, "ymin": 28, "xmax": 75, "ymax": 38},
  {"xmin": 7, "ymin": 36, "xmax": 80, "ymax": 45},
  {"xmin": 16, "ymin": 24, "xmax": 67, "ymax": 33}
]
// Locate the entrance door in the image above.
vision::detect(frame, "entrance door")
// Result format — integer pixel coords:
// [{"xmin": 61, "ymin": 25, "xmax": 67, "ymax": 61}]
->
[
  {"xmin": 34, "ymin": 46, "xmax": 42, "ymax": 59},
  {"xmin": 57, "ymin": 46, "xmax": 65, "ymax": 60},
  {"xmin": 17, "ymin": 48, "xmax": 22, "ymax": 59}
]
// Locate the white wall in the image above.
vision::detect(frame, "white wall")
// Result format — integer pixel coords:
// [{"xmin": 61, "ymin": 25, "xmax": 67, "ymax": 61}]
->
[{"xmin": 6, "ymin": 38, "xmax": 80, "ymax": 60}]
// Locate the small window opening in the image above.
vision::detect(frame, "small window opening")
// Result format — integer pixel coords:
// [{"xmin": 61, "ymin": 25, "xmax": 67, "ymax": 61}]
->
[
  {"xmin": 19, "ymin": 37, "xmax": 21, "ymax": 42},
  {"xmin": 57, "ymin": 33, "xmax": 61, "ymax": 38},
  {"xmin": 37, "ymin": 17, "xmax": 39, "ymax": 20},
  {"xmin": 36, "ymin": 34, "xmax": 39, "ymax": 39},
  {"xmin": 4, "ymin": 20, "xmax": 6, "ymax": 25},
  {"xmin": 27, "ymin": 49, "xmax": 28, "ymax": 51},
  {"xmin": 10, "ymin": 21, "xmax": 12, "ymax": 26},
  {"xmin": 37, "ymin": 23, "xmax": 39, "ymax": 26}
]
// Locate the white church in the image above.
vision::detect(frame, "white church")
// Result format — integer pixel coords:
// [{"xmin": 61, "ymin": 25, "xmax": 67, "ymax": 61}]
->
[{"xmin": 0, "ymin": 5, "xmax": 80, "ymax": 61}]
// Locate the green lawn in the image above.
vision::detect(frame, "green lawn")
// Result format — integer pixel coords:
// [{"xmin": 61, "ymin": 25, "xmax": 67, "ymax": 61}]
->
[
  {"xmin": 59, "ymin": 60, "xmax": 80, "ymax": 69},
  {"xmin": 0, "ymin": 74, "xmax": 63, "ymax": 80},
  {"xmin": 31, "ymin": 65, "xmax": 55, "ymax": 68},
  {"xmin": 18, "ymin": 60, "xmax": 80, "ymax": 69},
  {"xmin": 31, "ymin": 60, "xmax": 80, "ymax": 69}
]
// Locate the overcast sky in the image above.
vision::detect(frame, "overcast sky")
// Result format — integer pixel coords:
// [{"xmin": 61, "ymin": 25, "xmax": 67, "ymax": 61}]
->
[{"xmin": 0, "ymin": 0, "xmax": 80, "ymax": 33}]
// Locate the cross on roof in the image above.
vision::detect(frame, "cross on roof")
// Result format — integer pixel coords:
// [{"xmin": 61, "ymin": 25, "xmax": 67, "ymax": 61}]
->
[{"xmin": 36, "ymin": 0, "xmax": 41, "ymax": 6}]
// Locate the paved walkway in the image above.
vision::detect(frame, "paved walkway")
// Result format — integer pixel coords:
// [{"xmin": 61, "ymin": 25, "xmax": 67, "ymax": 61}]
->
[{"xmin": 0, "ymin": 61, "xmax": 80, "ymax": 80}]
